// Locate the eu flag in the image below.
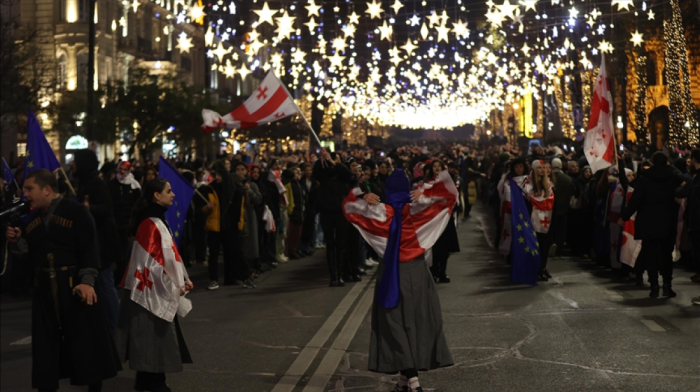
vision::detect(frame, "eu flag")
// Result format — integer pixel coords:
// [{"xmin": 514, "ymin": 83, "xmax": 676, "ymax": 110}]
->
[
  {"xmin": 24, "ymin": 109, "xmax": 61, "ymax": 179},
  {"xmin": 509, "ymin": 177, "xmax": 541, "ymax": 286},
  {"xmin": 158, "ymin": 156, "xmax": 195, "ymax": 249},
  {"xmin": 2, "ymin": 158, "xmax": 14, "ymax": 188}
]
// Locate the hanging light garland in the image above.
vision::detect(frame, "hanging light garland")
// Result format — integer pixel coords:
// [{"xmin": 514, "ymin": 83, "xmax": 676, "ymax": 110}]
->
[{"xmin": 633, "ymin": 55, "xmax": 648, "ymax": 145}]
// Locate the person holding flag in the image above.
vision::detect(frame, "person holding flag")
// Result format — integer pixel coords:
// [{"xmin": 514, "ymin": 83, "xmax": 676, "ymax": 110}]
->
[
  {"xmin": 528, "ymin": 160, "xmax": 555, "ymax": 282},
  {"xmin": 117, "ymin": 177, "xmax": 193, "ymax": 392}
]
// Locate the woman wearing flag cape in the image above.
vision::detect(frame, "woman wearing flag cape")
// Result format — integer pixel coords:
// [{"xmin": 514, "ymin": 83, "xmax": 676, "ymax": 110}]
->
[
  {"xmin": 116, "ymin": 178, "xmax": 193, "ymax": 392},
  {"xmin": 342, "ymin": 169, "xmax": 455, "ymax": 392}
]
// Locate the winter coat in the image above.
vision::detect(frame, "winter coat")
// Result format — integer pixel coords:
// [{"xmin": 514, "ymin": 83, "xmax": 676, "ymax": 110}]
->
[
  {"xmin": 313, "ymin": 160, "xmax": 354, "ymax": 215},
  {"xmin": 108, "ymin": 178, "xmax": 141, "ymax": 233},
  {"xmin": 621, "ymin": 165, "xmax": 685, "ymax": 240},
  {"xmin": 552, "ymin": 170, "xmax": 574, "ymax": 216}
]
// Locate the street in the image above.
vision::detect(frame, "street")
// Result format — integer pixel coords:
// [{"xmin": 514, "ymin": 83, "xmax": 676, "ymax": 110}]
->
[{"xmin": 2, "ymin": 204, "xmax": 699, "ymax": 392}]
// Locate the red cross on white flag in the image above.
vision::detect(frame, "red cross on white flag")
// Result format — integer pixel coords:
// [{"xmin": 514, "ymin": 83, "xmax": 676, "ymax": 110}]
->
[
  {"xmin": 202, "ymin": 71, "xmax": 299, "ymax": 131},
  {"xmin": 583, "ymin": 54, "xmax": 616, "ymax": 173}
]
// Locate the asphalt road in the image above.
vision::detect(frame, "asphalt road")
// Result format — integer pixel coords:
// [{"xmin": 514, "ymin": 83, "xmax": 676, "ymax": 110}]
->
[{"xmin": 1, "ymin": 204, "xmax": 699, "ymax": 392}]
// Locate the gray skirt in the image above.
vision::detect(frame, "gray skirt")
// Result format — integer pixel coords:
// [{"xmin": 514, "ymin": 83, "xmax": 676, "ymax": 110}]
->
[
  {"xmin": 115, "ymin": 290, "xmax": 192, "ymax": 373},
  {"xmin": 369, "ymin": 256, "xmax": 454, "ymax": 373}
]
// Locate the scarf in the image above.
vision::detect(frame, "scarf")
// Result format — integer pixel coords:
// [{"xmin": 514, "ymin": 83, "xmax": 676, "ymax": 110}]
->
[
  {"xmin": 379, "ymin": 169, "xmax": 412, "ymax": 309},
  {"xmin": 117, "ymin": 171, "xmax": 141, "ymax": 190}
]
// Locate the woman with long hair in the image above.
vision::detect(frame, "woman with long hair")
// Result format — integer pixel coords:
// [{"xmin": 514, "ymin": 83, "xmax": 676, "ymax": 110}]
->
[
  {"xmin": 528, "ymin": 160, "xmax": 555, "ymax": 281},
  {"xmin": 117, "ymin": 178, "xmax": 194, "ymax": 392}
]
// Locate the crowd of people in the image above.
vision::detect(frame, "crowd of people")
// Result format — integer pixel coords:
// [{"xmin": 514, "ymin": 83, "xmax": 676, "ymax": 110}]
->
[{"xmin": 1, "ymin": 138, "xmax": 699, "ymax": 392}]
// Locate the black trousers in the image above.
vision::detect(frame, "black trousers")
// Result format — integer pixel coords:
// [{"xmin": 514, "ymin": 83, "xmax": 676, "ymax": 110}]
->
[
  {"xmin": 550, "ymin": 213, "xmax": 567, "ymax": 254},
  {"xmin": 690, "ymin": 231, "xmax": 700, "ymax": 273},
  {"xmin": 639, "ymin": 238, "xmax": 674, "ymax": 285},
  {"xmin": 537, "ymin": 231, "xmax": 553, "ymax": 272},
  {"xmin": 320, "ymin": 213, "xmax": 349, "ymax": 281},
  {"xmin": 430, "ymin": 246, "xmax": 450, "ymax": 279},
  {"xmin": 207, "ymin": 231, "xmax": 248, "ymax": 284}
]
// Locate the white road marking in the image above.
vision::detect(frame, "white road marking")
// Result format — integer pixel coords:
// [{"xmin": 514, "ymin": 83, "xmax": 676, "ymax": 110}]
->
[
  {"xmin": 10, "ymin": 336, "xmax": 31, "ymax": 345},
  {"xmin": 271, "ymin": 270, "xmax": 376, "ymax": 392},
  {"xmin": 302, "ymin": 282, "xmax": 376, "ymax": 392},
  {"xmin": 605, "ymin": 290, "xmax": 625, "ymax": 301},
  {"xmin": 550, "ymin": 291, "xmax": 579, "ymax": 309},
  {"xmin": 640, "ymin": 319, "xmax": 666, "ymax": 332}
]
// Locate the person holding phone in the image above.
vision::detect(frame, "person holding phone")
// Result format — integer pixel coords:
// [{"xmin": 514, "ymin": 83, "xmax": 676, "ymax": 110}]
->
[{"xmin": 6, "ymin": 169, "xmax": 120, "ymax": 392}]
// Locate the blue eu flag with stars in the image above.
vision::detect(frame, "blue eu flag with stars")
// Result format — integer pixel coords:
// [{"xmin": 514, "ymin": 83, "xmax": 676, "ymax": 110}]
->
[
  {"xmin": 2, "ymin": 158, "xmax": 15, "ymax": 188},
  {"xmin": 509, "ymin": 177, "xmax": 541, "ymax": 286},
  {"xmin": 24, "ymin": 109, "xmax": 61, "ymax": 179},
  {"xmin": 158, "ymin": 156, "xmax": 195, "ymax": 249}
]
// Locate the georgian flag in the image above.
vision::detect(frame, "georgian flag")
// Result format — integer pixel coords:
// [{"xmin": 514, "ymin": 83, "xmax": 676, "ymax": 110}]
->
[
  {"xmin": 530, "ymin": 187, "xmax": 554, "ymax": 234},
  {"xmin": 342, "ymin": 170, "xmax": 458, "ymax": 261},
  {"xmin": 584, "ymin": 54, "xmax": 616, "ymax": 173},
  {"xmin": 202, "ymin": 71, "xmax": 299, "ymax": 131},
  {"xmin": 120, "ymin": 218, "xmax": 191, "ymax": 322},
  {"xmin": 620, "ymin": 187, "xmax": 641, "ymax": 267}
]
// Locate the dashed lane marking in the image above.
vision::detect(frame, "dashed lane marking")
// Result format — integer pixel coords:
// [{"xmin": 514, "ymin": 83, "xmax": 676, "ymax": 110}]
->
[
  {"xmin": 640, "ymin": 319, "xmax": 666, "ymax": 332},
  {"xmin": 10, "ymin": 336, "xmax": 31, "ymax": 345}
]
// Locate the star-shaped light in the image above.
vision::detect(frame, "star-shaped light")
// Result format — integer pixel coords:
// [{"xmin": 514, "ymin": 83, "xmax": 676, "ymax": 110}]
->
[
  {"xmin": 452, "ymin": 20, "xmax": 469, "ymax": 39},
  {"xmin": 496, "ymin": 0, "xmax": 518, "ymax": 20},
  {"xmin": 647, "ymin": 9, "xmax": 655, "ymax": 20},
  {"xmin": 569, "ymin": 7, "xmax": 579, "ymax": 19},
  {"xmin": 223, "ymin": 60, "xmax": 236, "ymax": 78},
  {"xmin": 391, "ymin": 0, "xmax": 404, "ymax": 13},
  {"xmin": 630, "ymin": 30, "xmax": 644, "ymax": 47},
  {"xmin": 378, "ymin": 20, "xmax": 393, "ymax": 41},
  {"xmin": 238, "ymin": 63, "xmax": 251, "ymax": 79},
  {"xmin": 270, "ymin": 53, "xmax": 283, "ymax": 69},
  {"xmin": 612, "ymin": 0, "xmax": 633, "ymax": 11},
  {"xmin": 187, "ymin": 1, "xmax": 206, "ymax": 24},
  {"xmin": 254, "ymin": 2, "xmax": 276, "ymax": 26},
  {"xmin": 274, "ymin": 11, "xmax": 296, "ymax": 40},
  {"xmin": 435, "ymin": 23, "xmax": 450, "ymax": 43},
  {"xmin": 389, "ymin": 46, "xmax": 402, "ymax": 65},
  {"xmin": 586, "ymin": 18, "xmax": 595, "ymax": 28},
  {"xmin": 328, "ymin": 52, "xmax": 345, "ymax": 68},
  {"xmin": 590, "ymin": 8, "xmax": 602, "ymax": 20},
  {"xmin": 342, "ymin": 23, "xmax": 356, "ymax": 38},
  {"xmin": 292, "ymin": 50, "xmax": 307, "ymax": 63},
  {"xmin": 332, "ymin": 36, "xmax": 348, "ymax": 52},
  {"xmin": 427, "ymin": 12, "xmax": 441, "ymax": 27},
  {"xmin": 400, "ymin": 39, "xmax": 417, "ymax": 56},
  {"xmin": 365, "ymin": 0, "xmax": 384, "ymax": 19},
  {"xmin": 304, "ymin": 17, "xmax": 318, "ymax": 32},
  {"xmin": 348, "ymin": 11, "xmax": 361, "ymax": 24},
  {"xmin": 409, "ymin": 14, "xmax": 421, "ymax": 26},
  {"xmin": 212, "ymin": 42, "xmax": 230, "ymax": 62},
  {"xmin": 248, "ymin": 40, "xmax": 264, "ymax": 54},
  {"xmin": 520, "ymin": 0, "xmax": 538, "ymax": 12},
  {"xmin": 305, "ymin": 0, "xmax": 321, "ymax": 17},
  {"xmin": 486, "ymin": 9, "xmax": 506, "ymax": 25},
  {"xmin": 131, "ymin": 0, "xmax": 139, "ymax": 12},
  {"xmin": 175, "ymin": 32, "xmax": 193, "ymax": 53},
  {"xmin": 521, "ymin": 42, "xmax": 531, "ymax": 56},
  {"xmin": 598, "ymin": 39, "xmax": 614, "ymax": 54}
]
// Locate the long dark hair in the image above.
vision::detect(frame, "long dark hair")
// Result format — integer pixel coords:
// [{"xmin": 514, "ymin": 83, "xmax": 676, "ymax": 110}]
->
[{"xmin": 129, "ymin": 178, "xmax": 168, "ymax": 234}]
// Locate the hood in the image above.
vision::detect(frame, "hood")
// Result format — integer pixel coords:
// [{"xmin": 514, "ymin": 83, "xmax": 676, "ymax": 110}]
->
[{"xmin": 73, "ymin": 149, "xmax": 99, "ymax": 182}]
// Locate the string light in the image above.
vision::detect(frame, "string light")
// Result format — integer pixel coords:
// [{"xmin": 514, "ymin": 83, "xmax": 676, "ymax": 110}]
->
[{"xmin": 633, "ymin": 56, "xmax": 648, "ymax": 145}]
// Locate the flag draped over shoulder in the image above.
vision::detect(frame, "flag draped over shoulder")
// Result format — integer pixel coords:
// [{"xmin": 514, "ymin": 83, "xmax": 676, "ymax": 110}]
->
[
  {"xmin": 24, "ymin": 109, "xmax": 61, "ymax": 178},
  {"xmin": 202, "ymin": 71, "xmax": 299, "ymax": 131},
  {"xmin": 584, "ymin": 54, "xmax": 615, "ymax": 173},
  {"xmin": 158, "ymin": 156, "xmax": 195, "ymax": 249},
  {"xmin": 509, "ymin": 178, "xmax": 541, "ymax": 286},
  {"xmin": 620, "ymin": 186, "xmax": 641, "ymax": 267},
  {"xmin": 121, "ymin": 217, "xmax": 191, "ymax": 321},
  {"xmin": 342, "ymin": 170, "xmax": 457, "ymax": 308}
]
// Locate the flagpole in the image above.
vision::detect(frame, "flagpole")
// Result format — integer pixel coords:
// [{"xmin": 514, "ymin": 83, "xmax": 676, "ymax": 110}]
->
[
  {"xmin": 56, "ymin": 167, "xmax": 77, "ymax": 195},
  {"xmin": 277, "ymin": 75, "xmax": 323, "ymax": 147}
]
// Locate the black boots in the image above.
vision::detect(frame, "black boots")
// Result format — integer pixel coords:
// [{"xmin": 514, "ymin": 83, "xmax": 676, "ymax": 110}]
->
[
  {"xmin": 135, "ymin": 372, "xmax": 171, "ymax": 392},
  {"xmin": 662, "ymin": 283, "xmax": 677, "ymax": 298},
  {"xmin": 649, "ymin": 284, "xmax": 660, "ymax": 298}
]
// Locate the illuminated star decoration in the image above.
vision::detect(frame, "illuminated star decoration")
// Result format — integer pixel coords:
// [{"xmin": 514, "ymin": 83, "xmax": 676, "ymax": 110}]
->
[
  {"xmin": 452, "ymin": 20, "xmax": 469, "ymax": 39},
  {"xmin": 175, "ymin": 32, "xmax": 193, "ymax": 53},
  {"xmin": 630, "ymin": 30, "xmax": 644, "ymax": 47},
  {"xmin": 409, "ymin": 14, "xmax": 421, "ymax": 26},
  {"xmin": 131, "ymin": 0, "xmax": 139, "ymax": 13},
  {"xmin": 212, "ymin": 42, "xmax": 230, "ymax": 62},
  {"xmin": 187, "ymin": 0, "xmax": 206, "ymax": 25},
  {"xmin": 598, "ymin": 39, "xmax": 614, "ymax": 54},
  {"xmin": 400, "ymin": 39, "xmax": 417, "ymax": 56},
  {"xmin": 496, "ymin": 0, "xmax": 518, "ymax": 20},
  {"xmin": 204, "ymin": 26, "xmax": 215, "ymax": 47},
  {"xmin": 391, "ymin": 0, "xmax": 404, "ymax": 13},
  {"xmin": 304, "ymin": 17, "xmax": 318, "ymax": 32},
  {"xmin": 612, "ymin": 0, "xmax": 634, "ymax": 11},
  {"xmin": 520, "ymin": 0, "xmax": 538, "ymax": 12},
  {"xmin": 274, "ymin": 11, "xmax": 296, "ymax": 40},
  {"xmin": 427, "ymin": 12, "xmax": 441, "ymax": 27},
  {"xmin": 348, "ymin": 11, "xmax": 361, "ymax": 24},
  {"xmin": 378, "ymin": 20, "xmax": 393, "ymax": 41},
  {"xmin": 292, "ymin": 50, "xmax": 307, "ymax": 63},
  {"xmin": 342, "ymin": 23, "xmax": 356, "ymax": 38},
  {"xmin": 238, "ymin": 63, "xmax": 251, "ymax": 79},
  {"xmin": 254, "ymin": 2, "xmax": 276, "ymax": 26},
  {"xmin": 590, "ymin": 8, "xmax": 602, "ymax": 20},
  {"xmin": 486, "ymin": 9, "xmax": 505, "ymax": 26},
  {"xmin": 521, "ymin": 42, "xmax": 531, "ymax": 56},
  {"xmin": 305, "ymin": 0, "xmax": 321, "ymax": 17},
  {"xmin": 329, "ymin": 52, "xmax": 345, "ymax": 68},
  {"xmin": 332, "ymin": 37, "xmax": 348, "ymax": 52},
  {"xmin": 647, "ymin": 9, "xmax": 655, "ymax": 20},
  {"xmin": 223, "ymin": 60, "xmax": 236, "ymax": 78},
  {"xmin": 435, "ymin": 22, "xmax": 450, "ymax": 43},
  {"xmin": 365, "ymin": 0, "xmax": 385, "ymax": 20},
  {"xmin": 388, "ymin": 46, "xmax": 402, "ymax": 65}
]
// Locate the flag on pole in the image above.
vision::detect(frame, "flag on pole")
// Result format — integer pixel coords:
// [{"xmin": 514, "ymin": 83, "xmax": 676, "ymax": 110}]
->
[
  {"xmin": 157, "ymin": 156, "xmax": 195, "ymax": 249},
  {"xmin": 202, "ymin": 71, "xmax": 299, "ymax": 131},
  {"xmin": 584, "ymin": 54, "xmax": 616, "ymax": 173},
  {"xmin": 2, "ymin": 158, "xmax": 15, "ymax": 188},
  {"xmin": 508, "ymin": 178, "xmax": 541, "ymax": 286},
  {"xmin": 24, "ymin": 109, "xmax": 62, "ymax": 179}
]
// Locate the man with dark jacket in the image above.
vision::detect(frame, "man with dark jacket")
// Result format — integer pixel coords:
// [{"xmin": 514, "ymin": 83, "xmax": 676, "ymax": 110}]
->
[
  {"xmin": 678, "ymin": 149, "xmax": 700, "ymax": 287},
  {"xmin": 549, "ymin": 158, "xmax": 574, "ymax": 256},
  {"xmin": 620, "ymin": 152, "xmax": 685, "ymax": 298},
  {"xmin": 313, "ymin": 152, "xmax": 355, "ymax": 286},
  {"xmin": 72, "ymin": 149, "xmax": 121, "ymax": 332},
  {"xmin": 107, "ymin": 161, "xmax": 141, "ymax": 284}
]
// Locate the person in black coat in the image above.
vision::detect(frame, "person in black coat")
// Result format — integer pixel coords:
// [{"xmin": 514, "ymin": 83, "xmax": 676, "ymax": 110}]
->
[
  {"xmin": 677, "ymin": 149, "xmax": 700, "ymax": 284},
  {"xmin": 424, "ymin": 161, "xmax": 460, "ymax": 283},
  {"xmin": 107, "ymin": 161, "xmax": 142, "ymax": 284},
  {"xmin": 313, "ymin": 152, "xmax": 355, "ymax": 286},
  {"xmin": 72, "ymin": 149, "xmax": 121, "ymax": 333},
  {"xmin": 299, "ymin": 163, "xmax": 319, "ymax": 256},
  {"xmin": 620, "ymin": 152, "xmax": 685, "ymax": 298}
]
